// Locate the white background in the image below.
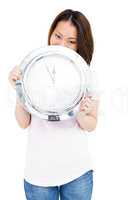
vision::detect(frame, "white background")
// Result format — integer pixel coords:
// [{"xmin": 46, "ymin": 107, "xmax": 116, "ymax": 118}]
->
[{"xmin": 0, "ymin": 0, "xmax": 131, "ymax": 199}]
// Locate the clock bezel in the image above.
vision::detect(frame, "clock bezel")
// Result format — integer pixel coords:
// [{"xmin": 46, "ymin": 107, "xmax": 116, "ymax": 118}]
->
[{"xmin": 16, "ymin": 45, "xmax": 89, "ymax": 120}]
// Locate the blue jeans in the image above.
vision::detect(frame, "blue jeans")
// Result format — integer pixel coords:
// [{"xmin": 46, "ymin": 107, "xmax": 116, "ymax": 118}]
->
[{"xmin": 24, "ymin": 170, "xmax": 93, "ymax": 200}]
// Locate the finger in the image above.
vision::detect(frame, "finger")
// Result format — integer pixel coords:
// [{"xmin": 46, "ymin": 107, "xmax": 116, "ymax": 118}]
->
[
  {"xmin": 9, "ymin": 78, "xmax": 17, "ymax": 87},
  {"xmin": 11, "ymin": 75, "xmax": 18, "ymax": 82},
  {"xmin": 11, "ymin": 73, "xmax": 21, "ymax": 79},
  {"xmin": 85, "ymin": 97, "xmax": 93, "ymax": 103},
  {"xmin": 12, "ymin": 69, "xmax": 22, "ymax": 75},
  {"xmin": 9, "ymin": 70, "xmax": 18, "ymax": 78},
  {"xmin": 12, "ymin": 73, "xmax": 22, "ymax": 81},
  {"xmin": 12, "ymin": 72, "xmax": 22, "ymax": 79},
  {"xmin": 80, "ymin": 103, "xmax": 89, "ymax": 110},
  {"xmin": 80, "ymin": 106, "xmax": 92, "ymax": 114},
  {"xmin": 81, "ymin": 101, "xmax": 91, "ymax": 108},
  {"xmin": 81, "ymin": 105, "xmax": 89, "ymax": 111},
  {"xmin": 80, "ymin": 102, "xmax": 94, "ymax": 113},
  {"xmin": 15, "ymin": 70, "xmax": 22, "ymax": 75},
  {"xmin": 12, "ymin": 66, "xmax": 22, "ymax": 75},
  {"xmin": 80, "ymin": 98, "xmax": 89, "ymax": 105},
  {"xmin": 82, "ymin": 96, "xmax": 93, "ymax": 103}
]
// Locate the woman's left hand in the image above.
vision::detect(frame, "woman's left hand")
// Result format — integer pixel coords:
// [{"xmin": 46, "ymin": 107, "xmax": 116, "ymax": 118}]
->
[
  {"xmin": 79, "ymin": 96, "xmax": 96, "ymax": 115},
  {"xmin": 76, "ymin": 96, "xmax": 99, "ymax": 131}
]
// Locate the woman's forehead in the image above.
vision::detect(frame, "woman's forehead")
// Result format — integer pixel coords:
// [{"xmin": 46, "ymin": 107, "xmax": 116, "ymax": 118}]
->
[{"xmin": 54, "ymin": 21, "xmax": 77, "ymax": 39}]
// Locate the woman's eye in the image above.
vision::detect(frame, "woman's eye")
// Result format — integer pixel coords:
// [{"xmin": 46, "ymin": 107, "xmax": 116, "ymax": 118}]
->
[
  {"xmin": 55, "ymin": 34, "xmax": 61, "ymax": 39},
  {"xmin": 69, "ymin": 41, "xmax": 76, "ymax": 44}
]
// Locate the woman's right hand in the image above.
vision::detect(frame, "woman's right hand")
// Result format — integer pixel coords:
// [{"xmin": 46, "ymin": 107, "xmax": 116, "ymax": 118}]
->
[{"xmin": 8, "ymin": 65, "xmax": 22, "ymax": 89}]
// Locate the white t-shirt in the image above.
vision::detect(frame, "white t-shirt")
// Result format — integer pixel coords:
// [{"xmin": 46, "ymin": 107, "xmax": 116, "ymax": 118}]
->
[{"xmin": 24, "ymin": 69, "xmax": 99, "ymax": 187}]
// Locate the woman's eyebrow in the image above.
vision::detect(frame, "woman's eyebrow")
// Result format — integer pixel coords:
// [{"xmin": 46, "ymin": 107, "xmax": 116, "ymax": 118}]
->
[
  {"xmin": 68, "ymin": 37, "xmax": 77, "ymax": 40},
  {"xmin": 56, "ymin": 31, "xmax": 77, "ymax": 40},
  {"xmin": 56, "ymin": 31, "xmax": 62, "ymax": 36}
]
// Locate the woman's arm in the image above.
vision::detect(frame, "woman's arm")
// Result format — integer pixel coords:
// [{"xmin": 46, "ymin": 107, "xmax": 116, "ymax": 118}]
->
[
  {"xmin": 9, "ymin": 65, "xmax": 31, "ymax": 129},
  {"xmin": 15, "ymin": 97, "xmax": 31, "ymax": 129},
  {"xmin": 76, "ymin": 97, "xmax": 99, "ymax": 132}
]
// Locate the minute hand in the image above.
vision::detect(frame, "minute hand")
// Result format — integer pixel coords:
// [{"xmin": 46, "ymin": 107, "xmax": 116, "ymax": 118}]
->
[
  {"xmin": 52, "ymin": 66, "xmax": 56, "ymax": 84},
  {"xmin": 44, "ymin": 62, "xmax": 55, "ymax": 83}
]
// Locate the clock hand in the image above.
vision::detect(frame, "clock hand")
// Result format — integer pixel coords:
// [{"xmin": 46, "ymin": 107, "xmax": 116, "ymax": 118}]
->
[
  {"xmin": 44, "ymin": 61, "xmax": 54, "ymax": 83},
  {"xmin": 52, "ymin": 65, "xmax": 56, "ymax": 84}
]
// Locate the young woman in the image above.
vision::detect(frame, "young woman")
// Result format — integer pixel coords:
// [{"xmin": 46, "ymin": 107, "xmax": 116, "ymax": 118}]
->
[{"xmin": 9, "ymin": 9, "xmax": 99, "ymax": 200}]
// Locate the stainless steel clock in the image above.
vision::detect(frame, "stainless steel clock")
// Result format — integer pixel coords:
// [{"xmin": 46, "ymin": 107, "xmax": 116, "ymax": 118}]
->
[{"xmin": 16, "ymin": 45, "xmax": 90, "ymax": 121}]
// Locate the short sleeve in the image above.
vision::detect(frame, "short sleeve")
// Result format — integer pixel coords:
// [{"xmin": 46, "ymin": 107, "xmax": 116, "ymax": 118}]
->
[{"xmin": 85, "ymin": 68, "xmax": 100, "ymax": 100}]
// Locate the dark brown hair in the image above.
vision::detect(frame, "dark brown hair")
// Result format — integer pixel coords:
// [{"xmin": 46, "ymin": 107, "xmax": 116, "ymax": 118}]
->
[{"xmin": 48, "ymin": 9, "xmax": 94, "ymax": 65}]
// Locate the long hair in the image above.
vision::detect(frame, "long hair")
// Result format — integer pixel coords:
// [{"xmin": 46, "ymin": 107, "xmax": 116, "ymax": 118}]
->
[{"xmin": 48, "ymin": 9, "xmax": 94, "ymax": 65}]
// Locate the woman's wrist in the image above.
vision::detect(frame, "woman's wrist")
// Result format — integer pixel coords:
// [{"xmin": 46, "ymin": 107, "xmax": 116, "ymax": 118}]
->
[{"xmin": 16, "ymin": 96, "xmax": 27, "ymax": 112}]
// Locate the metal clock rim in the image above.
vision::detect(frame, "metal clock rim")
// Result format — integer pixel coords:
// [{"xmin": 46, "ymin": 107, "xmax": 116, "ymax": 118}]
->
[{"xmin": 16, "ymin": 45, "xmax": 89, "ymax": 120}]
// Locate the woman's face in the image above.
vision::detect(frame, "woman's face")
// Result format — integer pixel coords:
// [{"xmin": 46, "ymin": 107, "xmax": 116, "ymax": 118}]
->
[{"xmin": 50, "ymin": 20, "xmax": 78, "ymax": 51}]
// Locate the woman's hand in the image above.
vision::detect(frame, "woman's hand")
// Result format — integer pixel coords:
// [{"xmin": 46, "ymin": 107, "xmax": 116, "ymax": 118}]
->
[
  {"xmin": 8, "ymin": 65, "xmax": 31, "ymax": 128},
  {"xmin": 76, "ymin": 96, "xmax": 99, "ymax": 131},
  {"xmin": 79, "ymin": 96, "xmax": 96, "ymax": 115},
  {"xmin": 8, "ymin": 65, "xmax": 22, "ymax": 89}
]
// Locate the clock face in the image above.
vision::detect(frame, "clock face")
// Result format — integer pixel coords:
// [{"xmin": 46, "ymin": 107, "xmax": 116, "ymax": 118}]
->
[
  {"xmin": 23, "ymin": 53, "xmax": 82, "ymax": 113},
  {"xmin": 18, "ymin": 45, "xmax": 88, "ymax": 119}
]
